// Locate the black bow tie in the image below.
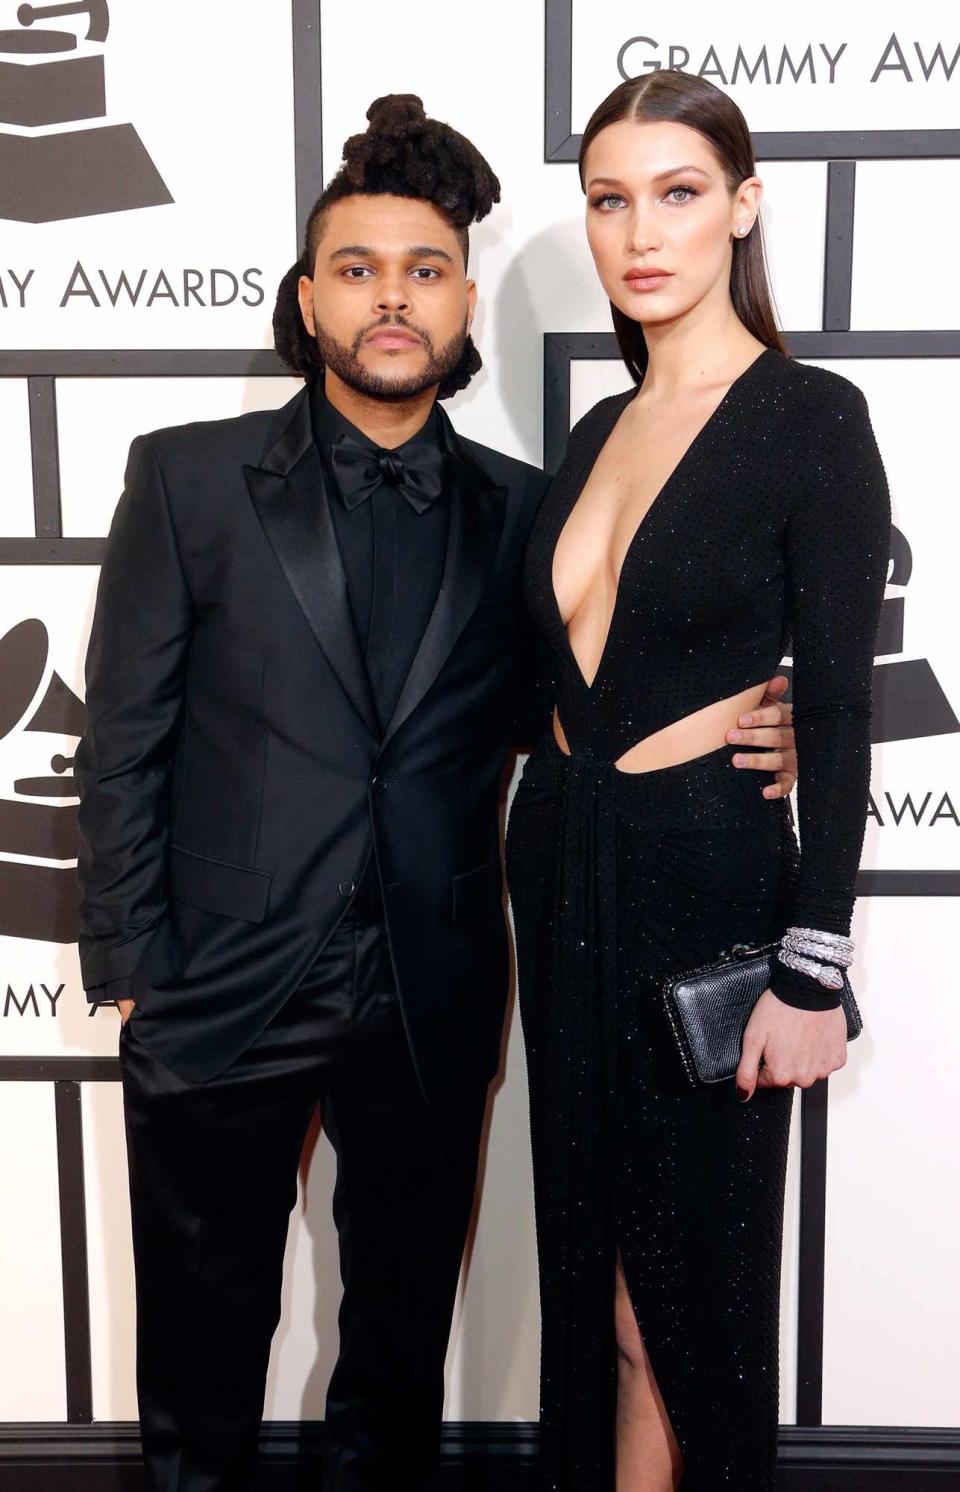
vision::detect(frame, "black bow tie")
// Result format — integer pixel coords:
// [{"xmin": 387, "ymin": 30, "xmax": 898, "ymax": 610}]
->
[{"xmin": 330, "ymin": 433, "xmax": 445, "ymax": 514}]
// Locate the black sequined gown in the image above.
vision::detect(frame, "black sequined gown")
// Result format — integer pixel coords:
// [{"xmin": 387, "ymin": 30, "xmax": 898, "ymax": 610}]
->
[{"xmin": 504, "ymin": 348, "xmax": 891, "ymax": 1490}]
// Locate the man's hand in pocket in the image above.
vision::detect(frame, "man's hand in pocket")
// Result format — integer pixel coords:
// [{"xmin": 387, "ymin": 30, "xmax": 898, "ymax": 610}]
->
[{"xmin": 118, "ymin": 998, "xmax": 136, "ymax": 1025}]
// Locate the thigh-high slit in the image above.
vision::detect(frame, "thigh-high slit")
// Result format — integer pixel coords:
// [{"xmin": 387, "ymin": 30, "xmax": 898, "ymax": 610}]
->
[{"xmin": 505, "ymin": 726, "xmax": 798, "ymax": 1491}]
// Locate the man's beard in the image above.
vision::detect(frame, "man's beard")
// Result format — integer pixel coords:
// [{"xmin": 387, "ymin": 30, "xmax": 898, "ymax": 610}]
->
[{"xmin": 312, "ymin": 313, "xmax": 468, "ymax": 400}]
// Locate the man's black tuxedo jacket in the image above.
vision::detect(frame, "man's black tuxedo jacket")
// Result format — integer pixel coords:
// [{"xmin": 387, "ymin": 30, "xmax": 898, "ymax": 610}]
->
[{"xmin": 75, "ymin": 384, "xmax": 549, "ymax": 1100}]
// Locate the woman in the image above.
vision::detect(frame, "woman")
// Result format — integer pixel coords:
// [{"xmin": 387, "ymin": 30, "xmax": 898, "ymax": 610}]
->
[{"xmin": 505, "ymin": 71, "xmax": 891, "ymax": 1491}]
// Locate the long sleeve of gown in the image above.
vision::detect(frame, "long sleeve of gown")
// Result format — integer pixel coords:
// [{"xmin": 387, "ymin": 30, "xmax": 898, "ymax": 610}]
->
[{"xmin": 769, "ymin": 381, "xmax": 892, "ymax": 1009}]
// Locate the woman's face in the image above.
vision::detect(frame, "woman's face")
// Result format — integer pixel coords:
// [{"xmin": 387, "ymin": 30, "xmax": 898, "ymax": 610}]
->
[{"xmin": 582, "ymin": 117, "xmax": 761, "ymax": 328}]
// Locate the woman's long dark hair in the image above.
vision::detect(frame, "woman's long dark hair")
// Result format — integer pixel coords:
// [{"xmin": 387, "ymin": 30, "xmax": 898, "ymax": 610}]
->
[{"xmin": 578, "ymin": 71, "xmax": 788, "ymax": 384}]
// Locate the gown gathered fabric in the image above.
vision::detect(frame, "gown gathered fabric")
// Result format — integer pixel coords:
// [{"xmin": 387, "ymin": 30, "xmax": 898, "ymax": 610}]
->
[{"xmin": 504, "ymin": 346, "xmax": 891, "ymax": 1490}]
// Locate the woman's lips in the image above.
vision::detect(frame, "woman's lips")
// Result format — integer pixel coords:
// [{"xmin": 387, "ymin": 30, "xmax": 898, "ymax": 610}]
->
[{"xmin": 623, "ymin": 271, "xmax": 673, "ymax": 292}]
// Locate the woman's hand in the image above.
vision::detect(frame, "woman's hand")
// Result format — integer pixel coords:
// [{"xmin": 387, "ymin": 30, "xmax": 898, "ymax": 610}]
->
[
  {"xmin": 735, "ymin": 989, "xmax": 847, "ymax": 1101},
  {"xmin": 726, "ymin": 674, "xmax": 797, "ymax": 800}
]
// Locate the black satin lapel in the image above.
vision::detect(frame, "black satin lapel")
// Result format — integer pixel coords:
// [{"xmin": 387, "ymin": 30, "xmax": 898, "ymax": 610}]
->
[
  {"xmin": 381, "ymin": 434, "xmax": 507, "ymax": 751},
  {"xmin": 242, "ymin": 392, "xmax": 379, "ymax": 738}
]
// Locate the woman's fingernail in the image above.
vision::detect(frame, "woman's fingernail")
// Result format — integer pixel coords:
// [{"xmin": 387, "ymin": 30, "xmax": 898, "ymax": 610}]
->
[
  {"xmin": 733, "ymin": 754, "xmax": 745, "ymax": 765},
  {"xmin": 739, "ymin": 714, "xmax": 752, "ymax": 726},
  {"xmin": 728, "ymin": 729, "xmax": 741, "ymax": 742},
  {"xmin": 737, "ymin": 1087, "xmax": 749, "ymax": 1102}
]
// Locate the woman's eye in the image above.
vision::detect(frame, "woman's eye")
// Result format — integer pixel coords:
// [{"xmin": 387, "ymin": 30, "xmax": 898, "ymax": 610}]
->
[
  {"xmin": 591, "ymin": 193, "xmax": 627, "ymax": 211},
  {"xmin": 665, "ymin": 185, "xmax": 698, "ymax": 204}
]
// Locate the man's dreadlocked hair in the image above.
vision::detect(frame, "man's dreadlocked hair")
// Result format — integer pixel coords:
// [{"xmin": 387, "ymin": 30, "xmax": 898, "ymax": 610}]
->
[{"xmin": 273, "ymin": 94, "xmax": 501, "ymax": 399}]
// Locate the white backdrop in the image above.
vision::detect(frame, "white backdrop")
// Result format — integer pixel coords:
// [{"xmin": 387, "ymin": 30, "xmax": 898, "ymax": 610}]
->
[{"xmin": 1, "ymin": 0, "xmax": 958, "ymax": 1438}]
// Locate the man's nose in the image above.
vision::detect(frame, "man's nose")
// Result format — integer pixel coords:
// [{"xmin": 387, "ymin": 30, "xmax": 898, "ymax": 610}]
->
[{"xmin": 375, "ymin": 276, "xmax": 411, "ymax": 312}]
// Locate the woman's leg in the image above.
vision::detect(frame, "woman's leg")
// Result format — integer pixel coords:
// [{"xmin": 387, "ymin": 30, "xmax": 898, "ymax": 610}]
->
[{"xmin": 615, "ymin": 1248, "xmax": 684, "ymax": 1491}]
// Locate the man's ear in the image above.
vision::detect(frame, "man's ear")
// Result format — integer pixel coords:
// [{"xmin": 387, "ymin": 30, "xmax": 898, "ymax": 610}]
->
[
  {"xmin": 466, "ymin": 278, "xmax": 478, "ymax": 333},
  {"xmin": 297, "ymin": 275, "xmax": 316, "ymax": 336}
]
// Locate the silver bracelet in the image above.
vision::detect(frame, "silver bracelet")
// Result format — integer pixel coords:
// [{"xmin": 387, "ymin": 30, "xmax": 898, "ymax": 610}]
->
[
  {"xmin": 782, "ymin": 926, "xmax": 854, "ymax": 969},
  {"xmin": 781, "ymin": 936, "xmax": 853, "ymax": 971},
  {"xmin": 785, "ymin": 925, "xmax": 854, "ymax": 954},
  {"xmin": 776, "ymin": 946, "xmax": 845, "ymax": 990}
]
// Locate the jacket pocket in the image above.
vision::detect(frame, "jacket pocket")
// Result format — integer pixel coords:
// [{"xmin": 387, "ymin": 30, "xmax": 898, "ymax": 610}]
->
[
  {"xmin": 168, "ymin": 845, "xmax": 272, "ymax": 923},
  {"xmin": 451, "ymin": 854, "xmax": 504, "ymax": 926}
]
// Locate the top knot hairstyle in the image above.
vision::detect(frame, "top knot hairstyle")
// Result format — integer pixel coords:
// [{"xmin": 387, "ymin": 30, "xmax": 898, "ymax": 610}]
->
[{"xmin": 273, "ymin": 94, "xmax": 501, "ymax": 398}]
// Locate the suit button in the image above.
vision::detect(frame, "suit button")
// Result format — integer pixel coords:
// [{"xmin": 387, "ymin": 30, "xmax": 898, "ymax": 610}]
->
[
  {"xmin": 372, "ymin": 776, "xmax": 388, "ymax": 793},
  {"xmin": 338, "ymin": 879, "xmax": 355, "ymax": 898}
]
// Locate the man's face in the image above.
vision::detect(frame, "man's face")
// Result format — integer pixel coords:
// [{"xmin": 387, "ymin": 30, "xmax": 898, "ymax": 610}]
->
[{"xmin": 297, "ymin": 193, "xmax": 478, "ymax": 400}]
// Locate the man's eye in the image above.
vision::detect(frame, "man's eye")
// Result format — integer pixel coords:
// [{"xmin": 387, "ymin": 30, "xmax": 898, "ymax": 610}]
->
[
  {"xmin": 344, "ymin": 266, "xmax": 373, "ymax": 279},
  {"xmin": 412, "ymin": 267, "xmax": 440, "ymax": 280}
]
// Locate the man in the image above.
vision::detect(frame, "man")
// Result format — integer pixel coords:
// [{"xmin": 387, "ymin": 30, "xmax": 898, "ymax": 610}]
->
[{"xmin": 75, "ymin": 94, "xmax": 797, "ymax": 1491}]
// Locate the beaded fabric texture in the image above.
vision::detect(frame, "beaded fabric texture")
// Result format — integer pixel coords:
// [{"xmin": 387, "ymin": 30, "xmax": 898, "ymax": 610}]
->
[
  {"xmin": 505, "ymin": 347, "xmax": 891, "ymax": 1489},
  {"xmin": 523, "ymin": 346, "xmax": 891, "ymax": 1007}
]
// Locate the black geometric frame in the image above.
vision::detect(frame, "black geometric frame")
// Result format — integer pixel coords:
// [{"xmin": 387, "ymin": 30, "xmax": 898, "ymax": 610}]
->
[
  {"xmin": 0, "ymin": 0, "xmax": 323, "ymax": 567},
  {"xmin": 0, "ymin": 1, "xmax": 957, "ymax": 1478},
  {"xmin": 544, "ymin": 0, "xmax": 960, "ymax": 166}
]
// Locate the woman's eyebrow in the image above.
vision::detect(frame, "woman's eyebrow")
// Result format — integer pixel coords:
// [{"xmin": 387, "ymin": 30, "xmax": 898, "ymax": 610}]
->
[
  {"xmin": 587, "ymin": 165, "xmax": 711, "ymax": 188},
  {"xmin": 651, "ymin": 164, "xmax": 710, "ymax": 180}
]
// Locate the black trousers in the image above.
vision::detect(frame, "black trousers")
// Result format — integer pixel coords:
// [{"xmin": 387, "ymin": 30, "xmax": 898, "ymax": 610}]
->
[{"xmin": 119, "ymin": 880, "xmax": 489, "ymax": 1492}]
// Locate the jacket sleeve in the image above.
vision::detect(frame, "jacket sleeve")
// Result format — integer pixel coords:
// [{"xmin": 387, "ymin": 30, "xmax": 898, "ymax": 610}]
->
[
  {"xmin": 86, "ymin": 977, "xmax": 133, "ymax": 1005},
  {"xmin": 768, "ymin": 380, "xmax": 892, "ymax": 1010},
  {"xmin": 74, "ymin": 434, "xmax": 194, "ymax": 999},
  {"xmin": 506, "ymin": 468, "xmax": 554, "ymax": 753},
  {"xmin": 510, "ymin": 601, "xmax": 557, "ymax": 753}
]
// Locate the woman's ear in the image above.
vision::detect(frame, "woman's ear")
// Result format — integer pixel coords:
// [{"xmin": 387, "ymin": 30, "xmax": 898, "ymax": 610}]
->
[{"xmin": 733, "ymin": 177, "xmax": 763, "ymax": 237}]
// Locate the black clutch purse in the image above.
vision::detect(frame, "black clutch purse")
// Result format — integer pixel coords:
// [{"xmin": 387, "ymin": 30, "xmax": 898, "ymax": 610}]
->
[{"xmin": 660, "ymin": 941, "xmax": 863, "ymax": 1088}]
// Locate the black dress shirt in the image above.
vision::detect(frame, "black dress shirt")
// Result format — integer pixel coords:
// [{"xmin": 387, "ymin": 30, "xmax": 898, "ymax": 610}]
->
[
  {"xmin": 308, "ymin": 375, "xmax": 449, "ymax": 734},
  {"xmin": 300, "ymin": 376, "xmax": 451, "ymax": 980}
]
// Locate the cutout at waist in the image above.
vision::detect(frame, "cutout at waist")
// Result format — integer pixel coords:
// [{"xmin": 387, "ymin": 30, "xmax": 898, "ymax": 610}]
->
[
  {"xmin": 551, "ymin": 679, "xmax": 772, "ymax": 775},
  {"xmin": 531, "ymin": 715, "xmax": 788, "ymax": 829}
]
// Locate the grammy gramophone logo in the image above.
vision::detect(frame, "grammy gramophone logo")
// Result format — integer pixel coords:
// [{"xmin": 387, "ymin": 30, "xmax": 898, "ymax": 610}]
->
[
  {"xmin": 870, "ymin": 527, "xmax": 958, "ymax": 744},
  {"xmin": 782, "ymin": 524, "xmax": 959, "ymax": 745},
  {"xmin": 0, "ymin": 618, "xmax": 85, "ymax": 943},
  {"xmin": 0, "ymin": 0, "xmax": 172, "ymax": 223}
]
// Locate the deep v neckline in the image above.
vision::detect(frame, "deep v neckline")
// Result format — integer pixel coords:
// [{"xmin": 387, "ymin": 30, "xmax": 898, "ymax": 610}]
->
[{"xmin": 551, "ymin": 345, "xmax": 775, "ymax": 693}]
